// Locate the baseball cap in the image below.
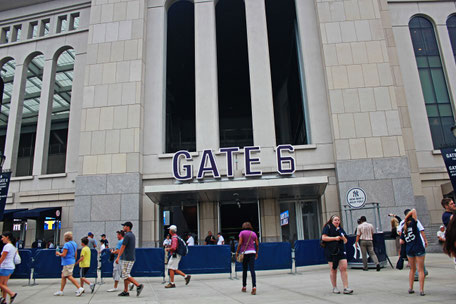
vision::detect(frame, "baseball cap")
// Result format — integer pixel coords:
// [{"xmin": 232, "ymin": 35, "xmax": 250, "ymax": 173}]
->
[
  {"xmin": 440, "ymin": 225, "xmax": 445, "ymax": 229},
  {"xmin": 404, "ymin": 209, "xmax": 411, "ymax": 216},
  {"xmin": 168, "ymin": 225, "xmax": 177, "ymax": 231},
  {"xmin": 101, "ymin": 234, "xmax": 106, "ymax": 237},
  {"xmin": 88, "ymin": 232, "xmax": 94, "ymax": 236},
  {"xmin": 121, "ymin": 221, "xmax": 133, "ymax": 228}
]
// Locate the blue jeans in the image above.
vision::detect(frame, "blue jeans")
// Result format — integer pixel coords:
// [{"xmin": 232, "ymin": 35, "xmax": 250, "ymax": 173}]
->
[{"xmin": 242, "ymin": 253, "xmax": 256, "ymax": 288}]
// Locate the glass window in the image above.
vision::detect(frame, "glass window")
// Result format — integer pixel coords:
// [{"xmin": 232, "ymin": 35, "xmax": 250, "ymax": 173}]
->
[
  {"xmin": 165, "ymin": 1, "xmax": 196, "ymax": 153},
  {"xmin": 69, "ymin": 13, "xmax": 80, "ymax": 31},
  {"xmin": 40, "ymin": 19, "xmax": 50, "ymax": 36},
  {"xmin": 265, "ymin": 0, "xmax": 308, "ymax": 145},
  {"xmin": 47, "ymin": 49, "xmax": 74, "ymax": 174},
  {"xmin": 16, "ymin": 54, "xmax": 45, "ymax": 176},
  {"xmin": 29, "ymin": 22, "xmax": 38, "ymax": 39},
  {"xmin": 1, "ymin": 27, "xmax": 10, "ymax": 44},
  {"xmin": 409, "ymin": 16, "xmax": 456, "ymax": 149},
  {"xmin": 0, "ymin": 59, "xmax": 15, "ymax": 154},
  {"xmin": 216, "ymin": 0, "xmax": 253, "ymax": 148},
  {"xmin": 57, "ymin": 16, "xmax": 67, "ymax": 33},
  {"xmin": 447, "ymin": 15, "xmax": 456, "ymax": 63},
  {"xmin": 12, "ymin": 25, "xmax": 21, "ymax": 42}
]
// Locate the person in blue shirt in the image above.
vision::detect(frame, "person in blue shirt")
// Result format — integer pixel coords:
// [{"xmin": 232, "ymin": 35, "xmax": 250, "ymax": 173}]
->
[
  {"xmin": 400, "ymin": 209, "xmax": 428, "ymax": 296},
  {"xmin": 107, "ymin": 230, "xmax": 124, "ymax": 292},
  {"xmin": 54, "ymin": 232, "xmax": 84, "ymax": 297}
]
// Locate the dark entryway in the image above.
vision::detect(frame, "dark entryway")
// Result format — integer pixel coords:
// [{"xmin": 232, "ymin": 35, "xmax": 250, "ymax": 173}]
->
[{"xmin": 219, "ymin": 201, "xmax": 259, "ymax": 242}]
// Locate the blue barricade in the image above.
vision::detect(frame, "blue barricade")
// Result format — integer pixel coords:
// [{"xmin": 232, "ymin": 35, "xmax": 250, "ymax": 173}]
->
[
  {"xmin": 179, "ymin": 245, "xmax": 231, "ymax": 274},
  {"xmin": 33, "ymin": 248, "xmax": 98, "ymax": 279},
  {"xmin": 294, "ymin": 240, "xmax": 326, "ymax": 267},
  {"xmin": 11, "ymin": 250, "xmax": 32, "ymax": 279},
  {"xmin": 346, "ymin": 233, "xmax": 387, "ymax": 264},
  {"xmin": 101, "ymin": 248, "xmax": 164, "ymax": 278},
  {"xmin": 235, "ymin": 242, "xmax": 292, "ymax": 271}
]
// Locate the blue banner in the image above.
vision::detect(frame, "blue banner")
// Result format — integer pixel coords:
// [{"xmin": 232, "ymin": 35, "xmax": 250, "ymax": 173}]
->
[
  {"xmin": 441, "ymin": 148, "xmax": 456, "ymax": 192},
  {"xmin": 0, "ymin": 171, "xmax": 12, "ymax": 221}
]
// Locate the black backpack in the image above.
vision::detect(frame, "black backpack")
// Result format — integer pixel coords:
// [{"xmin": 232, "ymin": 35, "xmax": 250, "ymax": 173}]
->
[{"xmin": 175, "ymin": 236, "xmax": 188, "ymax": 256}]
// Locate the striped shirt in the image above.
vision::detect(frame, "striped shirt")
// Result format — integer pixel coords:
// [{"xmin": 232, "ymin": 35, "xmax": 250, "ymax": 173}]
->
[{"xmin": 357, "ymin": 222, "xmax": 374, "ymax": 240}]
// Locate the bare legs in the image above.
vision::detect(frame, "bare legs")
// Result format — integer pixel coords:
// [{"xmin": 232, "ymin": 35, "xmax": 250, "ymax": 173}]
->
[
  {"xmin": 123, "ymin": 276, "xmax": 139, "ymax": 292},
  {"xmin": 169, "ymin": 269, "xmax": 186, "ymax": 283},
  {"xmin": 328, "ymin": 260, "xmax": 349, "ymax": 289},
  {"xmin": 0, "ymin": 275, "xmax": 14, "ymax": 299}
]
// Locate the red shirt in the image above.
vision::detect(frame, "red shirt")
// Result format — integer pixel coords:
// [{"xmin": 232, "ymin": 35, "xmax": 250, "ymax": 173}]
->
[{"xmin": 170, "ymin": 235, "xmax": 178, "ymax": 253}]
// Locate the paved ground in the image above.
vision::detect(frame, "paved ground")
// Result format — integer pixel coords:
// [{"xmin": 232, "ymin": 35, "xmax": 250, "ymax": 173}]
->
[{"xmin": 5, "ymin": 253, "xmax": 456, "ymax": 303}]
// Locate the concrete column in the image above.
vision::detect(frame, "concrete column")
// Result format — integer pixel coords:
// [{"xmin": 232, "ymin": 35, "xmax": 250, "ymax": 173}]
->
[
  {"xmin": 144, "ymin": 5, "xmax": 166, "ymax": 154},
  {"xmin": 198, "ymin": 201, "xmax": 217, "ymax": 243},
  {"xmin": 195, "ymin": 0, "xmax": 219, "ymax": 151},
  {"xmin": 244, "ymin": 0, "xmax": 276, "ymax": 147},
  {"xmin": 4, "ymin": 64, "xmax": 26, "ymax": 173},
  {"xmin": 33, "ymin": 58, "xmax": 56, "ymax": 175}
]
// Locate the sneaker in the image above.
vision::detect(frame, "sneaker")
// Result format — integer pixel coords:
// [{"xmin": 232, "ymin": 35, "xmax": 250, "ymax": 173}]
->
[
  {"xmin": 75, "ymin": 287, "xmax": 84, "ymax": 297},
  {"xmin": 53, "ymin": 291, "xmax": 64, "ymax": 296},
  {"xmin": 420, "ymin": 291, "xmax": 425, "ymax": 296},
  {"xmin": 408, "ymin": 289, "xmax": 414, "ymax": 294},
  {"xmin": 251, "ymin": 287, "xmax": 256, "ymax": 295},
  {"xmin": 90, "ymin": 283, "xmax": 95, "ymax": 294},
  {"xmin": 376, "ymin": 264, "xmax": 381, "ymax": 272},
  {"xmin": 129, "ymin": 284, "xmax": 135, "ymax": 291},
  {"xmin": 343, "ymin": 288, "xmax": 353, "ymax": 294},
  {"xmin": 136, "ymin": 284, "xmax": 144, "ymax": 297},
  {"xmin": 107, "ymin": 288, "xmax": 119, "ymax": 292},
  {"xmin": 118, "ymin": 291, "xmax": 129, "ymax": 296},
  {"xmin": 164, "ymin": 283, "xmax": 176, "ymax": 288},
  {"xmin": 332, "ymin": 287, "xmax": 340, "ymax": 294},
  {"xmin": 185, "ymin": 275, "xmax": 191, "ymax": 285},
  {"xmin": 241, "ymin": 287, "xmax": 246, "ymax": 292}
]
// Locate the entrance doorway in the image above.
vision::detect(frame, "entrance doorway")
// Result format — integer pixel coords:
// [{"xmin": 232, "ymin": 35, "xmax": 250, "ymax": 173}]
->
[
  {"xmin": 162, "ymin": 203, "xmax": 198, "ymax": 244},
  {"xmin": 219, "ymin": 201, "xmax": 259, "ymax": 241},
  {"xmin": 280, "ymin": 200, "xmax": 321, "ymax": 243}
]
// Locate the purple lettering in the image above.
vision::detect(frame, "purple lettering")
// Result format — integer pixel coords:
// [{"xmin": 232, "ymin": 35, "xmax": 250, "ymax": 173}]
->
[
  {"xmin": 276, "ymin": 145, "xmax": 295, "ymax": 175},
  {"xmin": 219, "ymin": 147, "xmax": 239, "ymax": 178},
  {"xmin": 173, "ymin": 151, "xmax": 193, "ymax": 180},
  {"xmin": 197, "ymin": 150, "xmax": 221, "ymax": 179},
  {"xmin": 244, "ymin": 146, "xmax": 262, "ymax": 176}
]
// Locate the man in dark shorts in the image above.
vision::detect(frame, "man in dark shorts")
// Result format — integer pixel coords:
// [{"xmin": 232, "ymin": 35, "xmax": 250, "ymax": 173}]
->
[{"xmin": 115, "ymin": 222, "xmax": 144, "ymax": 297}]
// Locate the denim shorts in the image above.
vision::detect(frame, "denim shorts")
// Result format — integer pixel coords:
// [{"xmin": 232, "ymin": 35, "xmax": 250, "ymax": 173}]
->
[
  {"xmin": 0, "ymin": 269, "xmax": 14, "ymax": 276},
  {"xmin": 407, "ymin": 251, "xmax": 425, "ymax": 258}
]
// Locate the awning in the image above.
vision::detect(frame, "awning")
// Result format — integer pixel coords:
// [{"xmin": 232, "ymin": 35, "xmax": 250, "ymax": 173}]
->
[
  {"xmin": 0, "ymin": 209, "xmax": 28, "ymax": 221},
  {"xmin": 13, "ymin": 207, "xmax": 61, "ymax": 220},
  {"xmin": 145, "ymin": 176, "xmax": 328, "ymax": 205}
]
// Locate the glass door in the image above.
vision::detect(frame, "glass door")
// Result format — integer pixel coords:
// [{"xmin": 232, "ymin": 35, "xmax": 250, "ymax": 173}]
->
[
  {"xmin": 279, "ymin": 201, "xmax": 298, "ymax": 244},
  {"xmin": 301, "ymin": 200, "xmax": 320, "ymax": 240}
]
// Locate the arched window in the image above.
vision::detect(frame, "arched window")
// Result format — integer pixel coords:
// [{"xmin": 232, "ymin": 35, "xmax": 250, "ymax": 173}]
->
[
  {"xmin": 447, "ymin": 15, "xmax": 456, "ymax": 63},
  {"xmin": 165, "ymin": 0, "xmax": 196, "ymax": 153},
  {"xmin": 16, "ymin": 54, "xmax": 44, "ymax": 176},
  {"xmin": 409, "ymin": 16, "xmax": 456, "ymax": 149},
  {"xmin": 0, "ymin": 59, "xmax": 15, "ymax": 154},
  {"xmin": 265, "ymin": 0, "xmax": 308, "ymax": 145},
  {"xmin": 216, "ymin": 0, "xmax": 253, "ymax": 148},
  {"xmin": 47, "ymin": 49, "xmax": 74, "ymax": 174}
]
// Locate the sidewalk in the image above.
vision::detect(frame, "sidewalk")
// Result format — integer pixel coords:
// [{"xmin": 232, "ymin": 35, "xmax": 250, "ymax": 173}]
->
[{"xmin": 7, "ymin": 253, "xmax": 456, "ymax": 303}]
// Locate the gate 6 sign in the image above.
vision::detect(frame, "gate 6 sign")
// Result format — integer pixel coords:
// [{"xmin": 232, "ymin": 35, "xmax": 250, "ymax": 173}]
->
[{"xmin": 346, "ymin": 187, "xmax": 367, "ymax": 209}]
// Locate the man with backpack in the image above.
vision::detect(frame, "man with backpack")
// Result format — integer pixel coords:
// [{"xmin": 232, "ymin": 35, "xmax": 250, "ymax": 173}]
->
[{"xmin": 165, "ymin": 225, "xmax": 191, "ymax": 288}]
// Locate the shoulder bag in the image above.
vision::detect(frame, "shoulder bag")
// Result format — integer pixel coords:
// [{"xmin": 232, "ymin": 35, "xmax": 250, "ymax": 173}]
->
[
  {"xmin": 236, "ymin": 232, "xmax": 253, "ymax": 263},
  {"xmin": 14, "ymin": 248, "xmax": 21, "ymax": 265}
]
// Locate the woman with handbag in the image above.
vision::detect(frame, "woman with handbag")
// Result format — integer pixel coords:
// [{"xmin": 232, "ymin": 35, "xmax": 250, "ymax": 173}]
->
[
  {"xmin": 0, "ymin": 232, "xmax": 18, "ymax": 304},
  {"xmin": 321, "ymin": 215, "xmax": 353, "ymax": 295},
  {"xmin": 235, "ymin": 222, "xmax": 259, "ymax": 295}
]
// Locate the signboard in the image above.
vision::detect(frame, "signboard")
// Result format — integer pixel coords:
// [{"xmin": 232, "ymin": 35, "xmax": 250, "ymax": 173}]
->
[
  {"xmin": 346, "ymin": 187, "xmax": 367, "ymax": 209},
  {"xmin": 280, "ymin": 210, "xmax": 289, "ymax": 226},
  {"xmin": 441, "ymin": 148, "xmax": 456, "ymax": 192},
  {"xmin": 0, "ymin": 171, "xmax": 11, "ymax": 221}
]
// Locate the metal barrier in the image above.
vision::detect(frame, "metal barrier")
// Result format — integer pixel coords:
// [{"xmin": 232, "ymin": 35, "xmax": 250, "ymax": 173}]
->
[
  {"xmin": 294, "ymin": 240, "xmax": 326, "ymax": 267},
  {"xmin": 101, "ymin": 248, "xmax": 165, "ymax": 278},
  {"xmin": 234, "ymin": 242, "xmax": 292, "ymax": 272},
  {"xmin": 11, "ymin": 250, "xmax": 32, "ymax": 282},
  {"xmin": 179, "ymin": 245, "xmax": 231, "ymax": 274},
  {"xmin": 346, "ymin": 233, "xmax": 389, "ymax": 267}
]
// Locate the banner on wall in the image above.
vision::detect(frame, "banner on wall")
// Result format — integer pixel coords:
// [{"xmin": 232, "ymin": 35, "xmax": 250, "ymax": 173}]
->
[
  {"xmin": 441, "ymin": 148, "xmax": 456, "ymax": 192},
  {"xmin": 0, "ymin": 171, "xmax": 12, "ymax": 221}
]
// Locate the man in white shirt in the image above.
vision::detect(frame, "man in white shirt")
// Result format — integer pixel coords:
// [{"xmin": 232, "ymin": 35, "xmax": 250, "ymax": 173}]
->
[
  {"xmin": 437, "ymin": 225, "xmax": 446, "ymax": 243},
  {"xmin": 217, "ymin": 233, "xmax": 224, "ymax": 245},
  {"xmin": 186, "ymin": 234, "xmax": 195, "ymax": 246}
]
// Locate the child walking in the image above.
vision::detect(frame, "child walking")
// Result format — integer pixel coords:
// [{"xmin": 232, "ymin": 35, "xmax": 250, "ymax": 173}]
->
[{"xmin": 76, "ymin": 237, "xmax": 95, "ymax": 294}]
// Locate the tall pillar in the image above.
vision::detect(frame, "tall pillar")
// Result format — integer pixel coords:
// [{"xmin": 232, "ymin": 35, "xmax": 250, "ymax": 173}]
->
[
  {"xmin": 244, "ymin": 0, "xmax": 276, "ymax": 147},
  {"xmin": 4, "ymin": 64, "xmax": 26, "ymax": 173},
  {"xmin": 195, "ymin": 0, "xmax": 219, "ymax": 151},
  {"xmin": 33, "ymin": 58, "xmax": 55, "ymax": 176}
]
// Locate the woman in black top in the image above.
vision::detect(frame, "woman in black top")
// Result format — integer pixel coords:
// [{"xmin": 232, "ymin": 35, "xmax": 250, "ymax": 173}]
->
[{"xmin": 321, "ymin": 215, "xmax": 353, "ymax": 294}]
